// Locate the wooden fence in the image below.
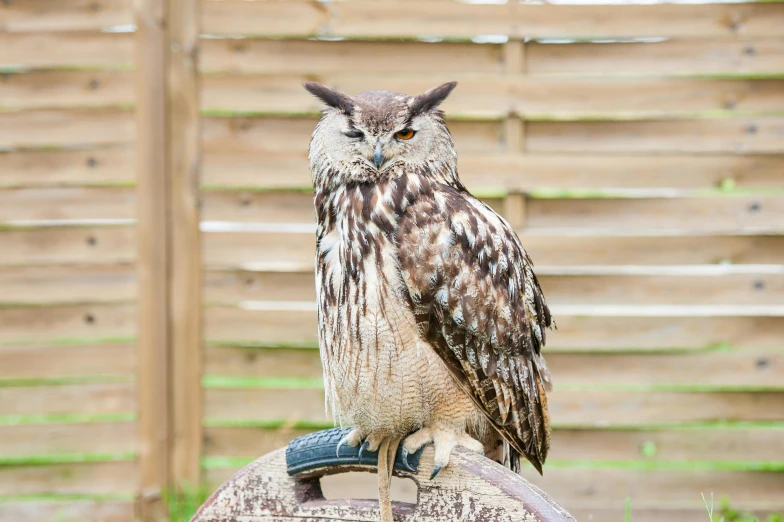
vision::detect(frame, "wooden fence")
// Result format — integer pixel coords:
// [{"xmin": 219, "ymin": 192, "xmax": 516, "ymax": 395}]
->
[{"xmin": 1, "ymin": 0, "xmax": 784, "ymax": 521}]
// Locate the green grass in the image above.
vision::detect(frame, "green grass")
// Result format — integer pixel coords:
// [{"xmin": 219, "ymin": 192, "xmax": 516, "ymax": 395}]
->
[{"xmin": 164, "ymin": 484, "xmax": 211, "ymax": 522}]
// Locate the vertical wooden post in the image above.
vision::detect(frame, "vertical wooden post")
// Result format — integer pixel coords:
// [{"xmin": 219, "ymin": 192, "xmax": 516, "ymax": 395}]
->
[
  {"xmin": 168, "ymin": 0, "xmax": 204, "ymax": 489},
  {"xmin": 503, "ymin": 38, "xmax": 528, "ymax": 230},
  {"xmin": 135, "ymin": 0, "xmax": 170, "ymax": 519},
  {"xmin": 135, "ymin": 0, "xmax": 202, "ymax": 518}
]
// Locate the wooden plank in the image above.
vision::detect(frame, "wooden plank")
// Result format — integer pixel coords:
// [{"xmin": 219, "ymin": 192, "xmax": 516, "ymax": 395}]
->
[
  {"xmin": 204, "ymin": 388, "xmax": 328, "ymax": 424},
  {"xmin": 200, "ymin": 37, "xmax": 784, "ymax": 78},
  {"xmin": 202, "ymin": 75, "xmax": 784, "ymax": 118},
  {"xmin": 204, "ymin": 387, "xmax": 784, "ymax": 426},
  {"xmin": 205, "ymin": 345, "xmax": 322, "ymax": 379},
  {"xmin": 203, "ymin": 425, "xmax": 784, "ymax": 464},
  {"xmin": 0, "ymin": 0, "xmax": 132, "ymax": 32},
  {"xmin": 0, "ymin": 148, "xmax": 134, "ymax": 188},
  {"xmin": 0, "ymin": 461, "xmax": 138, "ymax": 496},
  {"xmin": 0, "ymin": 71, "xmax": 134, "ymax": 110},
  {"xmin": 0, "ymin": 265, "xmax": 135, "ymax": 304},
  {"xmin": 0, "ymin": 303, "xmax": 135, "ymax": 344},
  {"xmin": 201, "ymin": 1, "xmax": 784, "ymax": 39},
  {"xmin": 204, "ymin": 344, "xmax": 782, "ymax": 389},
  {"xmin": 527, "ymin": 39, "xmax": 784, "ymax": 76},
  {"xmin": 0, "ymin": 187, "xmax": 135, "ymax": 223},
  {"xmin": 0, "ymin": 226, "xmax": 136, "ymax": 266},
  {"xmin": 205, "ymin": 270, "xmax": 784, "ymax": 307},
  {"xmin": 526, "ymin": 196, "xmax": 784, "ymax": 235},
  {"xmin": 203, "ymin": 151, "xmax": 784, "ymax": 192},
  {"xmin": 200, "ymin": 39, "xmax": 502, "ymax": 75},
  {"xmin": 568, "ymin": 508, "xmax": 783, "ymax": 522},
  {"xmin": 168, "ymin": 0, "xmax": 204, "ymax": 488},
  {"xmin": 0, "ymin": 422, "xmax": 137, "ymax": 456},
  {"xmin": 0, "ymin": 109, "xmax": 134, "ymax": 149},
  {"xmin": 522, "ymin": 468, "xmax": 784, "ymax": 510},
  {"xmin": 527, "ymin": 118, "xmax": 784, "ymax": 154},
  {"xmin": 201, "ymin": 190, "xmax": 784, "ymax": 234},
  {"xmin": 135, "ymin": 0, "xmax": 170, "ymax": 516},
  {"xmin": 0, "ymin": 500, "xmax": 135, "ymax": 522},
  {"xmin": 203, "ymin": 232, "xmax": 784, "ymax": 269},
  {"xmin": 0, "ymin": 382, "xmax": 135, "ymax": 417},
  {"xmin": 548, "ymin": 349, "xmax": 783, "ymax": 388},
  {"xmin": 202, "ymin": 116, "xmax": 503, "ymax": 156},
  {"xmin": 205, "ymin": 307, "xmax": 784, "ymax": 350},
  {"xmin": 0, "ymin": 342, "xmax": 135, "ymax": 380},
  {"xmin": 550, "ymin": 428, "xmax": 784, "ymax": 464},
  {"xmin": 0, "ymin": 32, "xmax": 132, "ymax": 69}
]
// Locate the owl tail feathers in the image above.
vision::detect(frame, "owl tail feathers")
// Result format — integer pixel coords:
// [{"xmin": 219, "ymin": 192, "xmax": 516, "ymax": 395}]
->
[{"xmin": 377, "ymin": 436, "xmax": 402, "ymax": 522}]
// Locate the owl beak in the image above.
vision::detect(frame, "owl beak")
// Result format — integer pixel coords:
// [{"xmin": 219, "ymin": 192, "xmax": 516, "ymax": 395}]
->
[{"xmin": 374, "ymin": 140, "xmax": 383, "ymax": 169}]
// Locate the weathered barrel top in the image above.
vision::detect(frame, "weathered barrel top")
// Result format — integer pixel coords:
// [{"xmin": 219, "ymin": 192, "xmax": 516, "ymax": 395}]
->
[{"xmin": 191, "ymin": 428, "xmax": 576, "ymax": 522}]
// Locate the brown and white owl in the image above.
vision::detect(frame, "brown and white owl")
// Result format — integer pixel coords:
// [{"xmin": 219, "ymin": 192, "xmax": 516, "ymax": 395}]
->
[{"xmin": 304, "ymin": 81, "xmax": 553, "ymax": 521}]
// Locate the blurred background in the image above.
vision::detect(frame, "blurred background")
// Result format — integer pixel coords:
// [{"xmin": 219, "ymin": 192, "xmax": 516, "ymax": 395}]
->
[{"xmin": 1, "ymin": 0, "xmax": 783, "ymax": 521}]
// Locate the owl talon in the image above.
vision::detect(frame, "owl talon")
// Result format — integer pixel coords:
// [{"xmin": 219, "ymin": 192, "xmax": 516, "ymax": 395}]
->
[
  {"xmin": 358, "ymin": 440, "xmax": 371, "ymax": 461},
  {"xmin": 398, "ymin": 447, "xmax": 418, "ymax": 473},
  {"xmin": 430, "ymin": 462, "xmax": 443, "ymax": 480},
  {"xmin": 335, "ymin": 428, "xmax": 363, "ymax": 459}
]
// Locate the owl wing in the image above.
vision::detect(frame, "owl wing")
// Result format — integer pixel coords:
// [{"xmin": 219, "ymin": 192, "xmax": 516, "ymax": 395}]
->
[{"xmin": 395, "ymin": 181, "xmax": 553, "ymax": 473}]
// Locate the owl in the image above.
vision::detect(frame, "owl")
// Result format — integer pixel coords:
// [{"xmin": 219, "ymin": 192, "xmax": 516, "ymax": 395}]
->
[{"xmin": 305, "ymin": 81, "xmax": 553, "ymax": 521}]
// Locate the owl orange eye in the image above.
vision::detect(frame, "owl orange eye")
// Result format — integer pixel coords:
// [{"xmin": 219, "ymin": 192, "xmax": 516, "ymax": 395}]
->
[{"xmin": 395, "ymin": 129, "xmax": 416, "ymax": 140}]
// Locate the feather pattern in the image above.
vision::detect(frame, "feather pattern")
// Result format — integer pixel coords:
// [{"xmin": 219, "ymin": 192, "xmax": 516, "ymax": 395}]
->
[{"xmin": 392, "ymin": 174, "xmax": 554, "ymax": 472}]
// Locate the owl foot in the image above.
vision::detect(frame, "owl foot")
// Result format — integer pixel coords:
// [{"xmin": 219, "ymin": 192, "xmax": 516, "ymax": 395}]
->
[
  {"xmin": 401, "ymin": 427, "xmax": 484, "ymax": 480},
  {"xmin": 335, "ymin": 428, "xmax": 364, "ymax": 458}
]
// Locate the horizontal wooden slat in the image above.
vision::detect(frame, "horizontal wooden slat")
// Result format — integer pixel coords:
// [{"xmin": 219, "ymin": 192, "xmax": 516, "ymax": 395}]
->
[
  {"xmin": 202, "ymin": 115, "xmax": 503, "ymax": 155},
  {"xmin": 526, "ymin": 196, "xmax": 784, "ymax": 234},
  {"xmin": 205, "ymin": 388, "xmax": 328, "ymax": 424},
  {"xmin": 204, "ymin": 345, "xmax": 782, "ymax": 389},
  {"xmin": 203, "ymin": 425, "xmax": 784, "ymax": 463},
  {"xmin": 0, "ymin": 265, "xmax": 135, "ymax": 304},
  {"xmin": 0, "ymin": 187, "xmax": 135, "ymax": 223},
  {"xmin": 528, "ymin": 39, "xmax": 784, "ymax": 76},
  {"xmin": 0, "ymin": 382, "xmax": 135, "ymax": 417},
  {"xmin": 201, "ymin": 1, "xmax": 784, "ymax": 39},
  {"xmin": 205, "ymin": 387, "xmax": 784, "ymax": 426},
  {"xmin": 205, "ymin": 307, "xmax": 784, "ymax": 350},
  {"xmin": 0, "ymin": 148, "xmax": 134, "ymax": 188},
  {"xmin": 0, "ymin": 109, "xmax": 134, "ymax": 149},
  {"xmin": 0, "ymin": 303, "xmax": 136, "ymax": 344},
  {"xmin": 0, "ymin": 71, "xmax": 134, "ymax": 110},
  {"xmin": 568, "ymin": 508, "xmax": 782, "ymax": 522},
  {"xmin": 203, "ymin": 151, "xmax": 784, "ymax": 192},
  {"xmin": 0, "ymin": 343, "xmax": 135, "ymax": 379},
  {"xmin": 0, "ymin": 0, "xmax": 132, "ymax": 32},
  {"xmin": 528, "ymin": 118, "xmax": 784, "ymax": 153},
  {"xmin": 202, "ymin": 75, "xmax": 784, "ymax": 118},
  {"xmin": 203, "ymin": 232, "xmax": 784, "ymax": 269},
  {"xmin": 200, "ymin": 39, "xmax": 502, "ymax": 75},
  {"xmin": 0, "ymin": 500, "xmax": 135, "ymax": 522},
  {"xmin": 199, "ymin": 37, "xmax": 784, "ymax": 78},
  {"xmin": 201, "ymin": 191, "xmax": 784, "ymax": 234},
  {"xmin": 205, "ymin": 345, "xmax": 322, "ymax": 379},
  {"xmin": 0, "ymin": 422, "xmax": 137, "ymax": 456},
  {"xmin": 205, "ymin": 270, "xmax": 784, "ymax": 306},
  {"xmin": 0, "ymin": 461, "xmax": 137, "ymax": 496},
  {"xmin": 0, "ymin": 32, "xmax": 132, "ymax": 69},
  {"xmin": 0, "ymin": 226, "xmax": 136, "ymax": 266}
]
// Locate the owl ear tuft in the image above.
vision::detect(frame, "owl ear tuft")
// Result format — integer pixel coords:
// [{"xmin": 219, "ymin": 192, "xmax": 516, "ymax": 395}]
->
[
  {"xmin": 303, "ymin": 82, "xmax": 354, "ymax": 114},
  {"xmin": 410, "ymin": 81, "xmax": 457, "ymax": 115}
]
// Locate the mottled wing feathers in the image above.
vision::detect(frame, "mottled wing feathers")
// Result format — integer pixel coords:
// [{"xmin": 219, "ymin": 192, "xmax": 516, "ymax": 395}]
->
[{"xmin": 395, "ymin": 178, "xmax": 553, "ymax": 473}]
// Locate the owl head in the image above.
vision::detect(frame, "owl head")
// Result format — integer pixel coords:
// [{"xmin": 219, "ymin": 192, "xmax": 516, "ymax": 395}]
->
[{"xmin": 304, "ymin": 81, "xmax": 459, "ymax": 190}]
